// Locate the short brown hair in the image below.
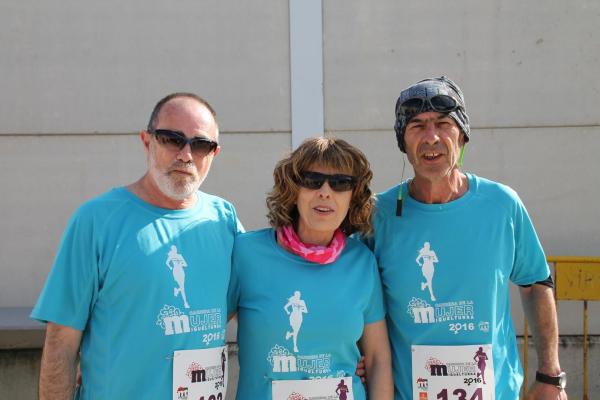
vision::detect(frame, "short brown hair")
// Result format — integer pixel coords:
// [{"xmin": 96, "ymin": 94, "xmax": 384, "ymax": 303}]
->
[{"xmin": 266, "ymin": 137, "xmax": 374, "ymax": 236}]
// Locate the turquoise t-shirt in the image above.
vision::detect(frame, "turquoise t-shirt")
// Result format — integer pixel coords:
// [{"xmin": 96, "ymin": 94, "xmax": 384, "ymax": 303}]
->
[
  {"xmin": 228, "ymin": 228, "xmax": 385, "ymax": 400},
  {"xmin": 365, "ymin": 174, "xmax": 549, "ymax": 400},
  {"xmin": 31, "ymin": 187, "xmax": 243, "ymax": 399}
]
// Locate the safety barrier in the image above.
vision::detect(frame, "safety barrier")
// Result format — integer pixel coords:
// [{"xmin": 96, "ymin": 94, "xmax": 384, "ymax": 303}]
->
[{"xmin": 522, "ymin": 256, "xmax": 600, "ymax": 400}]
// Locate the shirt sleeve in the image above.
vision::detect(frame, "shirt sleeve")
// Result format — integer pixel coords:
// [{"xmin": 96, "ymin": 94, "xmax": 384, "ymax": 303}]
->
[
  {"xmin": 509, "ymin": 195, "xmax": 550, "ymax": 285},
  {"xmin": 235, "ymin": 218, "xmax": 245, "ymax": 235},
  {"xmin": 30, "ymin": 206, "xmax": 100, "ymax": 331},
  {"xmin": 363, "ymin": 256, "xmax": 386, "ymax": 324},
  {"xmin": 226, "ymin": 201, "xmax": 245, "ymax": 235}
]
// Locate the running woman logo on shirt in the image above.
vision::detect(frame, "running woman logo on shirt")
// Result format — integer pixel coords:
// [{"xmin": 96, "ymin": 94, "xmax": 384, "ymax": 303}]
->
[
  {"xmin": 284, "ymin": 291, "xmax": 308, "ymax": 353},
  {"xmin": 416, "ymin": 242, "xmax": 438, "ymax": 302},
  {"xmin": 166, "ymin": 245, "xmax": 191, "ymax": 309}
]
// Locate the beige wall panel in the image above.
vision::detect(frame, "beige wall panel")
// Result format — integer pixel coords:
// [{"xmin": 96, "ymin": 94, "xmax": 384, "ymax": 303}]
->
[
  {"xmin": 0, "ymin": 1, "xmax": 290, "ymax": 134},
  {"xmin": 0, "ymin": 132, "xmax": 289, "ymax": 307},
  {"xmin": 0, "ymin": 134, "xmax": 145, "ymax": 306},
  {"xmin": 324, "ymin": 1, "xmax": 600, "ymax": 130},
  {"xmin": 200, "ymin": 132, "xmax": 291, "ymax": 231}
]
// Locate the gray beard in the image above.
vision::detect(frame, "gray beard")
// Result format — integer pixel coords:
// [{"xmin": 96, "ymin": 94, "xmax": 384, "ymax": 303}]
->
[{"xmin": 148, "ymin": 158, "xmax": 204, "ymax": 201}]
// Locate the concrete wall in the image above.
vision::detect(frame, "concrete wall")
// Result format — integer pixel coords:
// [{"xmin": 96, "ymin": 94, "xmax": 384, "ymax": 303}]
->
[
  {"xmin": 0, "ymin": 1, "xmax": 291, "ymax": 134},
  {"xmin": 0, "ymin": 0, "xmax": 599, "ymax": 398}
]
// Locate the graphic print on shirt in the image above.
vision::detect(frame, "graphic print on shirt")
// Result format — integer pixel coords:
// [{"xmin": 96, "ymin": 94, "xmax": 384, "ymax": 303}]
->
[
  {"xmin": 416, "ymin": 242, "xmax": 438, "ymax": 302},
  {"xmin": 166, "ymin": 245, "xmax": 190, "ymax": 309},
  {"xmin": 265, "ymin": 291, "xmax": 343, "ymax": 380},
  {"xmin": 406, "ymin": 242, "xmax": 490, "ymax": 335},
  {"xmin": 284, "ymin": 291, "xmax": 308, "ymax": 352},
  {"xmin": 154, "ymin": 246, "xmax": 225, "ymax": 343},
  {"xmin": 155, "ymin": 305, "xmax": 224, "ymax": 340}
]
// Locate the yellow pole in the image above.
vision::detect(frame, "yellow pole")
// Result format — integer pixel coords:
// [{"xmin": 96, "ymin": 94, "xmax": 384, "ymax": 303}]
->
[
  {"xmin": 523, "ymin": 318, "xmax": 529, "ymax": 398},
  {"xmin": 583, "ymin": 300, "xmax": 588, "ymax": 400}
]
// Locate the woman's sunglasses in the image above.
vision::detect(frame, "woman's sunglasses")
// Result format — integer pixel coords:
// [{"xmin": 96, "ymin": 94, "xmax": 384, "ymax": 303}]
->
[
  {"xmin": 150, "ymin": 129, "xmax": 218, "ymax": 156},
  {"xmin": 397, "ymin": 94, "xmax": 459, "ymax": 117},
  {"xmin": 298, "ymin": 171, "xmax": 356, "ymax": 192}
]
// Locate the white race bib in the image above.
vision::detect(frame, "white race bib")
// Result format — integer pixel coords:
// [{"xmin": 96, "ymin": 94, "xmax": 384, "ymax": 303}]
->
[
  {"xmin": 173, "ymin": 346, "xmax": 228, "ymax": 400},
  {"xmin": 272, "ymin": 376, "xmax": 354, "ymax": 400},
  {"xmin": 411, "ymin": 344, "xmax": 495, "ymax": 400}
]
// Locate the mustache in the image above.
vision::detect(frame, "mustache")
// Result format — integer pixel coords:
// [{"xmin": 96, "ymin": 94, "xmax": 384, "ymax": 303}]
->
[
  {"xmin": 168, "ymin": 161, "xmax": 196, "ymax": 173},
  {"xmin": 417, "ymin": 145, "xmax": 446, "ymax": 154}
]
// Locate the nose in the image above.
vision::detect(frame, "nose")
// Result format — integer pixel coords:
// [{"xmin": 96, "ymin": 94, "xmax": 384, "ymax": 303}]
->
[
  {"xmin": 176, "ymin": 143, "xmax": 194, "ymax": 162},
  {"xmin": 422, "ymin": 121, "xmax": 440, "ymax": 144},
  {"xmin": 317, "ymin": 181, "xmax": 333, "ymax": 198}
]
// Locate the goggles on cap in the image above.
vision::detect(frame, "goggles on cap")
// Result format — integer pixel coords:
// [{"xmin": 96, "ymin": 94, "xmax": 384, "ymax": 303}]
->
[{"xmin": 397, "ymin": 94, "xmax": 460, "ymax": 118}]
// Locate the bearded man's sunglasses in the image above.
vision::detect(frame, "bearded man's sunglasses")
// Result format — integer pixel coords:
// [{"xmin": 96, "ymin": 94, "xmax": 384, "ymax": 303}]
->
[{"xmin": 150, "ymin": 129, "xmax": 218, "ymax": 156}]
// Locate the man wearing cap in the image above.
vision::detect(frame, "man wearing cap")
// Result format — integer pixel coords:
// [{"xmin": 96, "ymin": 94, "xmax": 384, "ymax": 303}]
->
[
  {"xmin": 31, "ymin": 93, "xmax": 243, "ymax": 399},
  {"xmin": 364, "ymin": 77, "xmax": 567, "ymax": 399}
]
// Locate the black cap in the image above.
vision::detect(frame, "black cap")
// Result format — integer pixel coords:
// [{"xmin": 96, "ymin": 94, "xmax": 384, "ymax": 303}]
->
[{"xmin": 394, "ymin": 76, "xmax": 470, "ymax": 152}]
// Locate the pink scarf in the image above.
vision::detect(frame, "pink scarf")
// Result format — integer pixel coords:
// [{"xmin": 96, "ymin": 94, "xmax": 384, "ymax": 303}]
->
[{"xmin": 276, "ymin": 224, "xmax": 346, "ymax": 265}]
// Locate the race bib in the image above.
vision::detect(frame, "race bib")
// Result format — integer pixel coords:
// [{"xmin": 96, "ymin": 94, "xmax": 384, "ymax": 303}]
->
[
  {"xmin": 173, "ymin": 346, "xmax": 228, "ymax": 400},
  {"xmin": 272, "ymin": 376, "xmax": 354, "ymax": 400},
  {"xmin": 411, "ymin": 344, "xmax": 495, "ymax": 400}
]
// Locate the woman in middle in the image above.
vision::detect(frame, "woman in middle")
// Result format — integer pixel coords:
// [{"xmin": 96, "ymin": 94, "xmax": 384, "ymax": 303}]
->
[{"xmin": 228, "ymin": 137, "xmax": 393, "ymax": 400}]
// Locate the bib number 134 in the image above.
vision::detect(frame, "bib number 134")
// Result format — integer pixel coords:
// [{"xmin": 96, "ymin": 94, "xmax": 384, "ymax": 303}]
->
[
  {"xmin": 437, "ymin": 388, "xmax": 482, "ymax": 400},
  {"xmin": 198, "ymin": 394, "xmax": 223, "ymax": 400}
]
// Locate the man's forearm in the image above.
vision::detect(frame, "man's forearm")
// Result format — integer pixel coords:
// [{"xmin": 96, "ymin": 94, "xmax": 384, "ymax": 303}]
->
[
  {"xmin": 39, "ymin": 323, "xmax": 82, "ymax": 400},
  {"xmin": 519, "ymin": 284, "xmax": 562, "ymax": 374}
]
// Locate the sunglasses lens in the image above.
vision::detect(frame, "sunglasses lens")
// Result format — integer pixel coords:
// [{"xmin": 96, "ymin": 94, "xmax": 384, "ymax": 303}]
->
[
  {"xmin": 429, "ymin": 95, "xmax": 457, "ymax": 112},
  {"xmin": 190, "ymin": 140, "xmax": 216, "ymax": 156},
  {"xmin": 329, "ymin": 175, "xmax": 355, "ymax": 192},
  {"xmin": 299, "ymin": 173, "xmax": 326, "ymax": 190},
  {"xmin": 399, "ymin": 98, "xmax": 425, "ymax": 115},
  {"xmin": 155, "ymin": 131, "xmax": 185, "ymax": 150}
]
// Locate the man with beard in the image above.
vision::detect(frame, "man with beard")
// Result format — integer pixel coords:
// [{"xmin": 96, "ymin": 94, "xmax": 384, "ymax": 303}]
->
[
  {"xmin": 365, "ymin": 77, "xmax": 567, "ymax": 399},
  {"xmin": 31, "ymin": 93, "xmax": 243, "ymax": 399}
]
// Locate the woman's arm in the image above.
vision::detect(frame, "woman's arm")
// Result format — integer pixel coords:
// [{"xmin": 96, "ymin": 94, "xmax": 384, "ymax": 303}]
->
[{"xmin": 358, "ymin": 320, "xmax": 394, "ymax": 399}]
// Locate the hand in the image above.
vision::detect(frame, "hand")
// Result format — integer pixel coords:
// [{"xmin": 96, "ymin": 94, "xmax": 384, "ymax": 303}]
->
[
  {"xmin": 354, "ymin": 355, "xmax": 367, "ymax": 384},
  {"xmin": 76, "ymin": 362, "xmax": 82, "ymax": 386},
  {"xmin": 525, "ymin": 382, "xmax": 568, "ymax": 400}
]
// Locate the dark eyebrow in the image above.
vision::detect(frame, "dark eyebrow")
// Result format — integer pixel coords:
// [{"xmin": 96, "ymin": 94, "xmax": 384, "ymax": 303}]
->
[
  {"xmin": 409, "ymin": 114, "xmax": 452, "ymax": 124},
  {"xmin": 436, "ymin": 114, "xmax": 454, "ymax": 122}
]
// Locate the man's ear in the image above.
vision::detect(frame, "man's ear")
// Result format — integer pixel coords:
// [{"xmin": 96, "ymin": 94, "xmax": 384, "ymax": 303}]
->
[
  {"xmin": 212, "ymin": 145, "xmax": 221, "ymax": 157},
  {"xmin": 140, "ymin": 130, "xmax": 151, "ymax": 153}
]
